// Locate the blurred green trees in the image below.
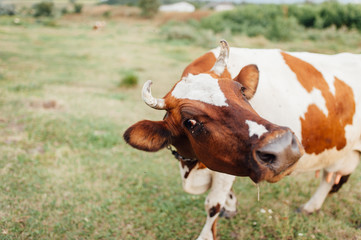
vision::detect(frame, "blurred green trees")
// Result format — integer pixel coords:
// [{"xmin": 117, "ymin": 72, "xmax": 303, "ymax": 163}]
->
[
  {"xmin": 189, "ymin": 2, "xmax": 361, "ymax": 41},
  {"xmin": 138, "ymin": 0, "xmax": 160, "ymax": 18},
  {"xmin": 33, "ymin": 1, "xmax": 54, "ymax": 17}
]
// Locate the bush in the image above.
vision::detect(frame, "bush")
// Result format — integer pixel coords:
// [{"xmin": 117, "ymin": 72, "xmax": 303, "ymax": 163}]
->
[
  {"xmin": 61, "ymin": 7, "xmax": 69, "ymax": 15},
  {"xmin": 42, "ymin": 18, "xmax": 58, "ymax": 27},
  {"xmin": 288, "ymin": 2, "xmax": 361, "ymax": 31},
  {"xmin": 18, "ymin": 6, "xmax": 34, "ymax": 16},
  {"xmin": 0, "ymin": 4, "xmax": 16, "ymax": 16},
  {"xmin": 138, "ymin": 0, "xmax": 159, "ymax": 18},
  {"xmin": 161, "ymin": 21, "xmax": 216, "ymax": 48},
  {"xmin": 265, "ymin": 16, "xmax": 301, "ymax": 41},
  {"xmin": 200, "ymin": 4, "xmax": 285, "ymax": 37},
  {"xmin": 319, "ymin": 2, "xmax": 346, "ymax": 29},
  {"xmin": 199, "ymin": 5, "xmax": 304, "ymax": 41},
  {"xmin": 160, "ymin": 3, "xmax": 361, "ymax": 43},
  {"xmin": 103, "ymin": 10, "xmax": 111, "ymax": 18},
  {"xmin": 73, "ymin": 3, "xmax": 83, "ymax": 14},
  {"xmin": 119, "ymin": 71, "xmax": 138, "ymax": 87},
  {"xmin": 288, "ymin": 4, "xmax": 319, "ymax": 28},
  {"xmin": 101, "ymin": 0, "xmax": 137, "ymax": 5},
  {"xmin": 200, "ymin": 12, "xmax": 231, "ymax": 33},
  {"xmin": 33, "ymin": 1, "xmax": 54, "ymax": 17}
]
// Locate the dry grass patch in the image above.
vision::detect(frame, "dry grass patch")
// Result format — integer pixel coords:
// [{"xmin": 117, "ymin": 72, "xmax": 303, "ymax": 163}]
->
[{"xmin": 156, "ymin": 10, "xmax": 212, "ymax": 24}]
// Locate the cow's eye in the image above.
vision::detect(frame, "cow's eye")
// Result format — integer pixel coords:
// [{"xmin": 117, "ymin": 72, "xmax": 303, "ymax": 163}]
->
[{"xmin": 184, "ymin": 119, "xmax": 197, "ymax": 129}]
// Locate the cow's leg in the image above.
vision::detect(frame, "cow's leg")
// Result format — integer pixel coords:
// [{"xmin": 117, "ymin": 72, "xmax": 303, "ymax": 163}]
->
[
  {"xmin": 301, "ymin": 169, "xmax": 335, "ymax": 213},
  {"xmin": 301, "ymin": 150, "xmax": 360, "ymax": 213},
  {"xmin": 179, "ymin": 161, "xmax": 212, "ymax": 194},
  {"xmin": 219, "ymin": 189, "xmax": 237, "ymax": 219},
  {"xmin": 197, "ymin": 172, "xmax": 235, "ymax": 240},
  {"xmin": 329, "ymin": 150, "xmax": 360, "ymax": 194}
]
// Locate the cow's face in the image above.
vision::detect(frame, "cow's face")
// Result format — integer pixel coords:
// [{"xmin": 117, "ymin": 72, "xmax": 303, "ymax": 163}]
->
[{"xmin": 124, "ymin": 41, "xmax": 304, "ymax": 183}]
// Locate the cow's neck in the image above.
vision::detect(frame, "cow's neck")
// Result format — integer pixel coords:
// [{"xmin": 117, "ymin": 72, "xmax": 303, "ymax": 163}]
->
[{"xmin": 167, "ymin": 145, "xmax": 198, "ymax": 163}]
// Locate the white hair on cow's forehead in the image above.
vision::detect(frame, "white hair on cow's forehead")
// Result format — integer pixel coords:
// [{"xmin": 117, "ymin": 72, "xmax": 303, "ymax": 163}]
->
[
  {"xmin": 245, "ymin": 120, "xmax": 268, "ymax": 138},
  {"xmin": 171, "ymin": 73, "xmax": 228, "ymax": 107}
]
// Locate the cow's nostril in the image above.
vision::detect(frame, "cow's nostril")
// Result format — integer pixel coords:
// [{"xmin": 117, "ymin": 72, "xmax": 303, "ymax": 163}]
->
[{"xmin": 256, "ymin": 151, "xmax": 276, "ymax": 164}]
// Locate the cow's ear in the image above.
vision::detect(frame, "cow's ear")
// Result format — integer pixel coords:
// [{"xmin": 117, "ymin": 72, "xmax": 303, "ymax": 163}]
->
[
  {"xmin": 233, "ymin": 64, "xmax": 259, "ymax": 100},
  {"xmin": 123, "ymin": 120, "xmax": 171, "ymax": 152}
]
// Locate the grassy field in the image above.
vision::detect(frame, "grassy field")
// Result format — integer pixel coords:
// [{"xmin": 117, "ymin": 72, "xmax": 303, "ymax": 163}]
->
[{"xmin": 0, "ymin": 7, "xmax": 360, "ymax": 240}]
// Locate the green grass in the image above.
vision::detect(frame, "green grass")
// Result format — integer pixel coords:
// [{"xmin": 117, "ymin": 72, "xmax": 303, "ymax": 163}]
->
[
  {"xmin": 0, "ymin": 11, "xmax": 360, "ymax": 240},
  {"xmin": 119, "ymin": 70, "xmax": 138, "ymax": 87}
]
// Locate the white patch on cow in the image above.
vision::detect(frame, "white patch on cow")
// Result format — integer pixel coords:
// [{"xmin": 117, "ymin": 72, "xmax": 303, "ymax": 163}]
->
[
  {"xmin": 179, "ymin": 162, "xmax": 212, "ymax": 195},
  {"xmin": 245, "ymin": 120, "xmax": 268, "ymax": 138},
  {"xmin": 182, "ymin": 165, "xmax": 189, "ymax": 175},
  {"xmin": 308, "ymin": 88, "xmax": 328, "ymax": 117},
  {"xmin": 354, "ymin": 140, "xmax": 361, "ymax": 152},
  {"xmin": 171, "ymin": 73, "xmax": 228, "ymax": 107}
]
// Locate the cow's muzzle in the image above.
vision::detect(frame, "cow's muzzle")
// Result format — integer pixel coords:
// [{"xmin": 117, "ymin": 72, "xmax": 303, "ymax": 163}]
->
[{"xmin": 252, "ymin": 129, "xmax": 304, "ymax": 182}]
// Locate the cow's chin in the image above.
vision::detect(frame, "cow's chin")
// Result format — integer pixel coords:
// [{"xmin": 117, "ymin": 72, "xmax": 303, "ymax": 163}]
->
[
  {"xmin": 249, "ymin": 161, "xmax": 298, "ymax": 183},
  {"xmin": 264, "ymin": 163, "xmax": 298, "ymax": 183}
]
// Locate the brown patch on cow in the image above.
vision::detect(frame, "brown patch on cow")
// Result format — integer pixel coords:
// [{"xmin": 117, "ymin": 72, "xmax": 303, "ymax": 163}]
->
[
  {"xmin": 212, "ymin": 217, "xmax": 218, "ymax": 240},
  {"xmin": 180, "ymin": 160, "xmax": 198, "ymax": 179},
  {"xmin": 197, "ymin": 162, "xmax": 207, "ymax": 169},
  {"xmin": 281, "ymin": 52, "xmax": 356, "ymax": 154},
  {"xmin": 210, "ymin": 71, "xmax": 232, "ymax": 80},
  {"xmin": 181, "ymin": 52, "xmax": 216, "ymax": 77},
  {"xmin": 209, "ymin": 203, "xmax": 221, "ymax": 218},
  {"xmin": 181, "ymin": 51, "xmax": 231, "ymax": 79},
  {"xmin": 329, "ymin": 174, "xmax": 350, "ymax": 194}
]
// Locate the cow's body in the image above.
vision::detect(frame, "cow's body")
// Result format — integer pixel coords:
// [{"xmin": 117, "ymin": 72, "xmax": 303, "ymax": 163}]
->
[
  {"xmin": 179, "ymin": 48, "xmax": 361, "ymax": 239},
  {"xmin": 124, "ymin": 42, "xmax": 360, "ymax": 240},
  {"xmin": 220, "ymin": 48, "xmax": 361, "ymax": 173}
]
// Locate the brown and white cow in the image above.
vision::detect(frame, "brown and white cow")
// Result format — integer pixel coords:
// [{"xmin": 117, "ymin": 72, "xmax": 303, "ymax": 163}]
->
[{"xmin": 124, "ymin": 41, "xmax": 361, "ymax": 240}]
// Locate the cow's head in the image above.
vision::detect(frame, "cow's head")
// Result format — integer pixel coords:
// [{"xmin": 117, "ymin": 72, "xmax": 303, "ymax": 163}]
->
[{"xmin": 124, "ymin": 41, "xmax": 304, "ymax": 183}]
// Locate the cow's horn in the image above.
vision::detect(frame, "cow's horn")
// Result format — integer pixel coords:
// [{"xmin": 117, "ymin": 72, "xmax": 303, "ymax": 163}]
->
[
  {"xmin": 142, "ymin": 80, "xmax": 166, "ymax": 110},
  {"xmin": 211, "ymin": 40, "xmax": 230, "ymax": 76}
]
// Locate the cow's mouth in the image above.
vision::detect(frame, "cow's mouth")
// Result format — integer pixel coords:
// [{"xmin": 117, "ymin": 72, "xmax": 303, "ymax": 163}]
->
[{"xmin": 265, "ymin": 160, "xmax": 299, "ymax": 183}]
